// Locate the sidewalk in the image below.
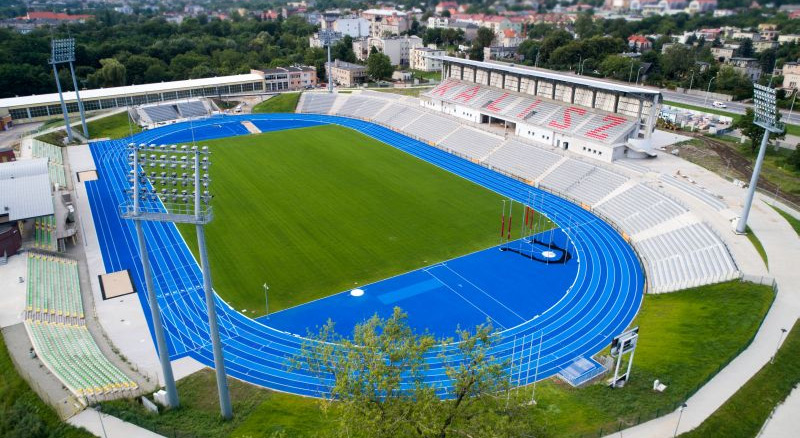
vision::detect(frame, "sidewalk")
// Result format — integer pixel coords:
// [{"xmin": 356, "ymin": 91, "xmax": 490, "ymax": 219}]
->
[
  {"xmin": 68, "ymin": 408, "xmax": 165, "ymax": 438},
  {"xmin": 604, "ymin": 195, "xmax": 800, "ymax": 437}
]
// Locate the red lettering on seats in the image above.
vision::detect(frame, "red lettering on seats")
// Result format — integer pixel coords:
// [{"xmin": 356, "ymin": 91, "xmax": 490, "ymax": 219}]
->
[
  {"xmin": 432, "ymin": 80, "xmax": 460, "ymax": 96},
  {"xmin": 548, "ymin": 107, "xmax": 586, "ymax": 130},
  {"xmin": 585, "ymin": 115, "xmax": 627, "ymax": 140},
  {"xmin": 454, "ymin": 86, "xmax": 481, "ymax": 102},
  {"xmin": 486, "ymin": 93, "xmax": 510, "ymax": 112},
  {"xmin": 516, "ymin": 99, "xmax": 542, "ymax": 118}
]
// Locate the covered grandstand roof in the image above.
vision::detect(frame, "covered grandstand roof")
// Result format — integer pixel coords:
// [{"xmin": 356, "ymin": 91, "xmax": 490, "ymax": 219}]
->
[
  {"xmin": 0, "ymin": 74, "xmax": 264, "ymax": 109},
  {"xmin": 437, "ymin": 56, "xmax": 661, "ymax": 97},
  {"xmin": 425, "ymin": 79, "xmax": 638, "ymax": 144},
  {"xmin": 0, "ymin": 159, "xmax": 53, "ymax": 221}
]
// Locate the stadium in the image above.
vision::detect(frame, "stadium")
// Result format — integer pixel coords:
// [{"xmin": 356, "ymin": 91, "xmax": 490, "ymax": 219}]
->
[{"xmin": 0, "ymin": 56, "xmax": 795, "ymax": 436}]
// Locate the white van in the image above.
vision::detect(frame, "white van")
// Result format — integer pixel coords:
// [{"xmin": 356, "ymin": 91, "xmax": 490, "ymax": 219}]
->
[{"xmin": 712, "ymin": 101, "xmax": 727, "ymax": 108}]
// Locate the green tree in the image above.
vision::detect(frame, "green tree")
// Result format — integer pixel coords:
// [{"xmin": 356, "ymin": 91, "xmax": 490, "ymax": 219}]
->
[
  {"xmin": 599, "ymin": 55, "xmax": 638, "ymax": 82},
  {"xmin": 788, "ymin": 145, "xmax": 800, "ymax": 171},
  {"xmin": 292, "ymin": 308, "xmax": 542, "ymax": 438},
  {"xmin": 733, "ymin": 108, "xmax": 785, "ymax": 152},
  {"xmin": 366, "ymin": 51, "xmax": 393, "ymax": 81},
  {"xmin": 87, "ymin": 58, "xmax": 126, "ymax": 87}
]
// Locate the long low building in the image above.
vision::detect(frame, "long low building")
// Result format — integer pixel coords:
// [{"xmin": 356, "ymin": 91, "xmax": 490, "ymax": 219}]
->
[{"xmin": 0, "ymin": 74, "xmax": 266, "ymax": 124}]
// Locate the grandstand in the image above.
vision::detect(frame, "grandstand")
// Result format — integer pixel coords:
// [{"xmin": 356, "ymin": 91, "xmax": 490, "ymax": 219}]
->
[
  {"xmin": 131, "ymin": 98, "xmax": 215, "ymax": 128},
  {"xmin": 31, "ymin": 139, "xmax": 66, "ymax": 188},
  {"xmin": 24, "ymin": 252, "xmax": 138, "ymax": 401},
  {"xmin": 421, "ymin": 57, "xmax": 662, "ymax": 162}
]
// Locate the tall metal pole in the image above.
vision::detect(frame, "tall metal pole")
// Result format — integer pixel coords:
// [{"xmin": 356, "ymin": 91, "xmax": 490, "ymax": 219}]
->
[
  {"xmin": 52, "ymin": 63, "xmax": 74, "ymax": 143},
  {"xmin": 327, "ymin": 43, "xmax": 333, "ymax": 94},
  {"xmin": 133, "ymin": 146, "xmax": 178, "ymax": 408},
  {"xmin": 735, "ymin": 129, "xmax": 770, "ymax": 233},
  {"xmin": 788, "ymin": 90, "xmax": 797, "ymax": 123},
  {"xmin": 688, "ymin": 70, "xmax": 695, "ymax": 91},
  {"xmin": 68, "ymin": 61, "xmax": 89, "ymax": 138},
  {"xmin": 704, "ymin": 77, "xmax": 716, "ymax": 105},
  {"xmin": 263, "ymin": 283, "xmax": 269, "ymax": 317},
  {"xmin": 195, "ymin": 151, "xmax": 233, "ymax": 420}
]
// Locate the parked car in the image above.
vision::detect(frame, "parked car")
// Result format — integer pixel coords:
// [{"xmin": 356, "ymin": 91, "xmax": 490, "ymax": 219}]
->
[{"xmin": 712, "ymin": 101, "xmax": 727, "ymax": 108}]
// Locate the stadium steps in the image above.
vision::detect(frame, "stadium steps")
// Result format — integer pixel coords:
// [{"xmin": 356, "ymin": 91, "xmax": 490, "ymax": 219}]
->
[{"xmin": 534, "ymin": 156, "xmax": 569, "ymax": 185}]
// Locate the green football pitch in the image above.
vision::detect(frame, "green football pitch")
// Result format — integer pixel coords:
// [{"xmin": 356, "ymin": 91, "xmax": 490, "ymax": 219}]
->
[{"xmin": 178, "ymin": 124, "xmax": 535, "ymax": 316}]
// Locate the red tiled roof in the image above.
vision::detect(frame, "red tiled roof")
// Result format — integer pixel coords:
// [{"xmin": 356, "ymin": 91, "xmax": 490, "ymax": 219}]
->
[{"xmin": 22, "ymin": 11, "xmax": 92, "ymax": 21}]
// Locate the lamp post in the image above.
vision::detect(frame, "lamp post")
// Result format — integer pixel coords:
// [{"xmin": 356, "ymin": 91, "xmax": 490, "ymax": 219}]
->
[
  {"xmin": 788, "ymin": 89, "xmax": 798, "ymax": 124},
  {"xmin": 673, "ymin": 403, "xmax": 688, "ymax": 438},
  {"xmin": 264, "ymin": 283, "xmax": 269, "ymax": 318},
  {"xmin": 689, "ymin": 69, "xmax": 695, "ymax": 91},
  {"xmin": 93, "ymin": 406, "xmax": 107, "ymax": 438},
  {"xmin": 580, "ymin": 58, "xmax": 592, "ymax": 76},
  {"xmin": 703, "ymin": 77, "xmax": 716, "ymax": 105},
  {"xmin": 770, "ymin": 328, "xmax": 788, "ymax": 364},
  {"xmin": 534, "ymin": 50, "xmax": 540, "ymax": 68},
  {"xmin": 628, "ymin": 60, "xmax": 635, "ymax": 83},
  {"xmin": 636, "ymin": 66, "xmax": 645, "ymax": 85}
]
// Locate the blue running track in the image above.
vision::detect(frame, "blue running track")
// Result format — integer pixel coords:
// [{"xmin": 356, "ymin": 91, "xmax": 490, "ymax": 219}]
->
[{"xmin": 85, "ymin": 113, "xmax": 644, "ymax": 397}]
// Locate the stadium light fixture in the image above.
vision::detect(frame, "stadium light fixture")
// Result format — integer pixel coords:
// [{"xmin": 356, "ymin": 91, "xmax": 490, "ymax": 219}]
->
[
  {"xmin": 49, "ymin": 38, "xmax": 88, "ymax": 140},
  {"xmin": 736, "ymin": 84, "xmax": 784, "ymax": 234},
  {"xmin": 121, "ymin": 143, "xmax": 233, "ymax": 419},
  {"xmin": 319, "ymin": 29, "xmax": 338, "ymax": 94}
]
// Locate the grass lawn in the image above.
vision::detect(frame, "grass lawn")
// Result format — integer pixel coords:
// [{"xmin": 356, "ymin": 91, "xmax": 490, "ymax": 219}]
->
[
  {"xmin": 252, "ymin": 93, "xmax": 300, "ymax": 113},
  {"xmin": 35, "ymin": 130, "xmax": 69, "ymax": 146},
  {"xmin": 770, "ymin": 204, "xmax": 800, "ymax": 236},
  {"xmin": 746, "ymin": 226, "xmax": 768, "ymax": 268},
  {"xmin": 80, "ymin": 111, "xmax": 141, "ymax": 139},
  {"xmin": 0, "ymin": 334, "xmax": 93, "ymax": 438},
  {"xmin": 529, "ymin": 281, "xmax": 774, "ymax": 436},
  {"xmin": 411, "ymin": 69, "xmax": 441, "ymax": 82},
  {"xmin": 179, "ymin": 125, "xmax": 529, "ymax": 315},
  {"xmin": 682, "ymin": 319, "xmax": 800, "ymax": 438},
  {"xmin": 101, "ymin": 368, "xmax": 326, "ymax": 438},
  {"xmin": 101, "ymin": 281, "xmax": 774, "ymax": 438}
]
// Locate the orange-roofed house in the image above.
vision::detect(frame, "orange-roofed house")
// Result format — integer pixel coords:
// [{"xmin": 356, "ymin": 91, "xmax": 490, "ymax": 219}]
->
[{"xmin": 628, "ymin": 35, "xmax": 652, "ymax": 52}]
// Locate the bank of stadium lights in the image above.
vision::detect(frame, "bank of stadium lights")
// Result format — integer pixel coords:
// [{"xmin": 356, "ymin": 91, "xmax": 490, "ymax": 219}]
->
[
  {"xmin": 49, "ymin": 38, "xmax": 88, "ymax": 142},
  {"xmin": 121, "ymin": 143, "xmax": 233, "ymax": 420},
  {"xmin": 319, "ymin": 29, "xmax": 337, "ymax": 94},
  {"xmin": 736, "ymin": 84, "xmax": 784, "ymax": 234}
]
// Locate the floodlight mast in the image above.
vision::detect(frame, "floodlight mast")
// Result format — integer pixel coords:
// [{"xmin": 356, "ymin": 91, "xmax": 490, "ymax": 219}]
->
[
  {"xmin": 320, "ymin": 29, "xmax": 337, "ymax": 94},
  {"xmin": 194, "ymin": 150, "xmax": 233, "ymax": 420},
  {"xmin": 49, "ymin": 38, "xmax": 88, "ymax": 140},
  {"xmin": 131, "ymin": 145, "xmax": 180, "ymax": 408},
  {"xmin": 736, "ymin": 84, "xmax": 783, "ymax": 234}
]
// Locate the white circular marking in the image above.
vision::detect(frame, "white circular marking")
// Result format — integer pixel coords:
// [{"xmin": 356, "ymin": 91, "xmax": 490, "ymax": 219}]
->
[
  {"xmin": 350, "ymin": 288, "xmax": 365, "ymax": 297},
  {"xmin": 542, "ymin": 250, "xmax": 557, "ymax": 258}
]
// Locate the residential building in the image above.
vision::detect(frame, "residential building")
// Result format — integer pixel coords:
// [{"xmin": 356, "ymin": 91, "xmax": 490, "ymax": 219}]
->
[
  {"xmin": 726, "ymin": 57, "xmax": 762, "ymax": 81},
  {"xmin": 411, "ymin": 47, "xmax": 445, "ymax": 72},
  {"xmin": 711, "ymin": 46, "xmax": 736, "ymax": 62},
  {"xmin": 628, "ymin": 35, "xmax": 652, "ymax": 52},
  {"xmin": 392, "ymin": 71, "xmax": 413, "ymax": 82},
  {"xmin": 362, "ymin": 9, "xmax": 409, "ymax": 37},
  {"xmin": 713, "ymin": 9, "xmax": 735, "ymax": 17},
  {"xmin": 687, "ymin": 0, "xmax": 717, "ymax": 13},
  {"xmin": 783, "ymin": 62, "xmax": 800, "ymax": 89},
  {"xmin": 732, "ymin": 30, "xmax": 762, "ymax": 41},
  {"xmin": 754, "ymin": 40, "xmax": 779, "ymax": 52},
  {"xmin": 251, "ymin": 66, "xmax": 317, "ymax": 92},
  {"xmin": 778, "ymin": 34, "xmax": 800, "ymax": 44},
  {"xmin": 435, "ymin": 1, "xmax": 459, "ymax": 13},
  {"xmin": 499, "ymin": 29, "xmax": 524, "ymax": 47},
  {"xmin": 326, "ymin": 60, "xmax": 367, "ymax": 87},
  {"xmin": 358, "ymin": 36, "xmax": 424, "ymax": 66}
]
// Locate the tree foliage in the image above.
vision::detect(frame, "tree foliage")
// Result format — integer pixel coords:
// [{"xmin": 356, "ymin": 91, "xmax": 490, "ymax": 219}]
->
[
  {"xmin": 366, "ymin": 51, "xmax": 393, "ymax": 81},
  {"xmin": 292, "ymin": 308, "xmax": 542, "ymax": 438},
  {"xmin": 733, "ymin": 108, "xmax": 785, "ymax": 152}
]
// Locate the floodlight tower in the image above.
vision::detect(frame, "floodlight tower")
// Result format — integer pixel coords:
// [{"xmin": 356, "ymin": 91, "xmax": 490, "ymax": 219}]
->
[
  {"xmin": 319, "ymin": 29, "xmax": 338, "ymax": 93},
  {"xmin": 49, "ymin": 38, "xmax": 88, "ymax": 140},
  {"xmin": 736, "ymin": 84, "xmax": 784, "ymax": 234},
  {"xmin": 121, "ymin": 143, "xmax": 233, "ymax": 419}
]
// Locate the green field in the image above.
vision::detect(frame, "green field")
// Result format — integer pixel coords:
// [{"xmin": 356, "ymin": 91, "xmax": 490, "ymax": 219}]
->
[
  {"xmin": 180, "ymin": 124, "xmax": 531, "ymax": 314},
  {"xmin": 252, "ymin": 93, "xmax": 300, "ymax": 113}
]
